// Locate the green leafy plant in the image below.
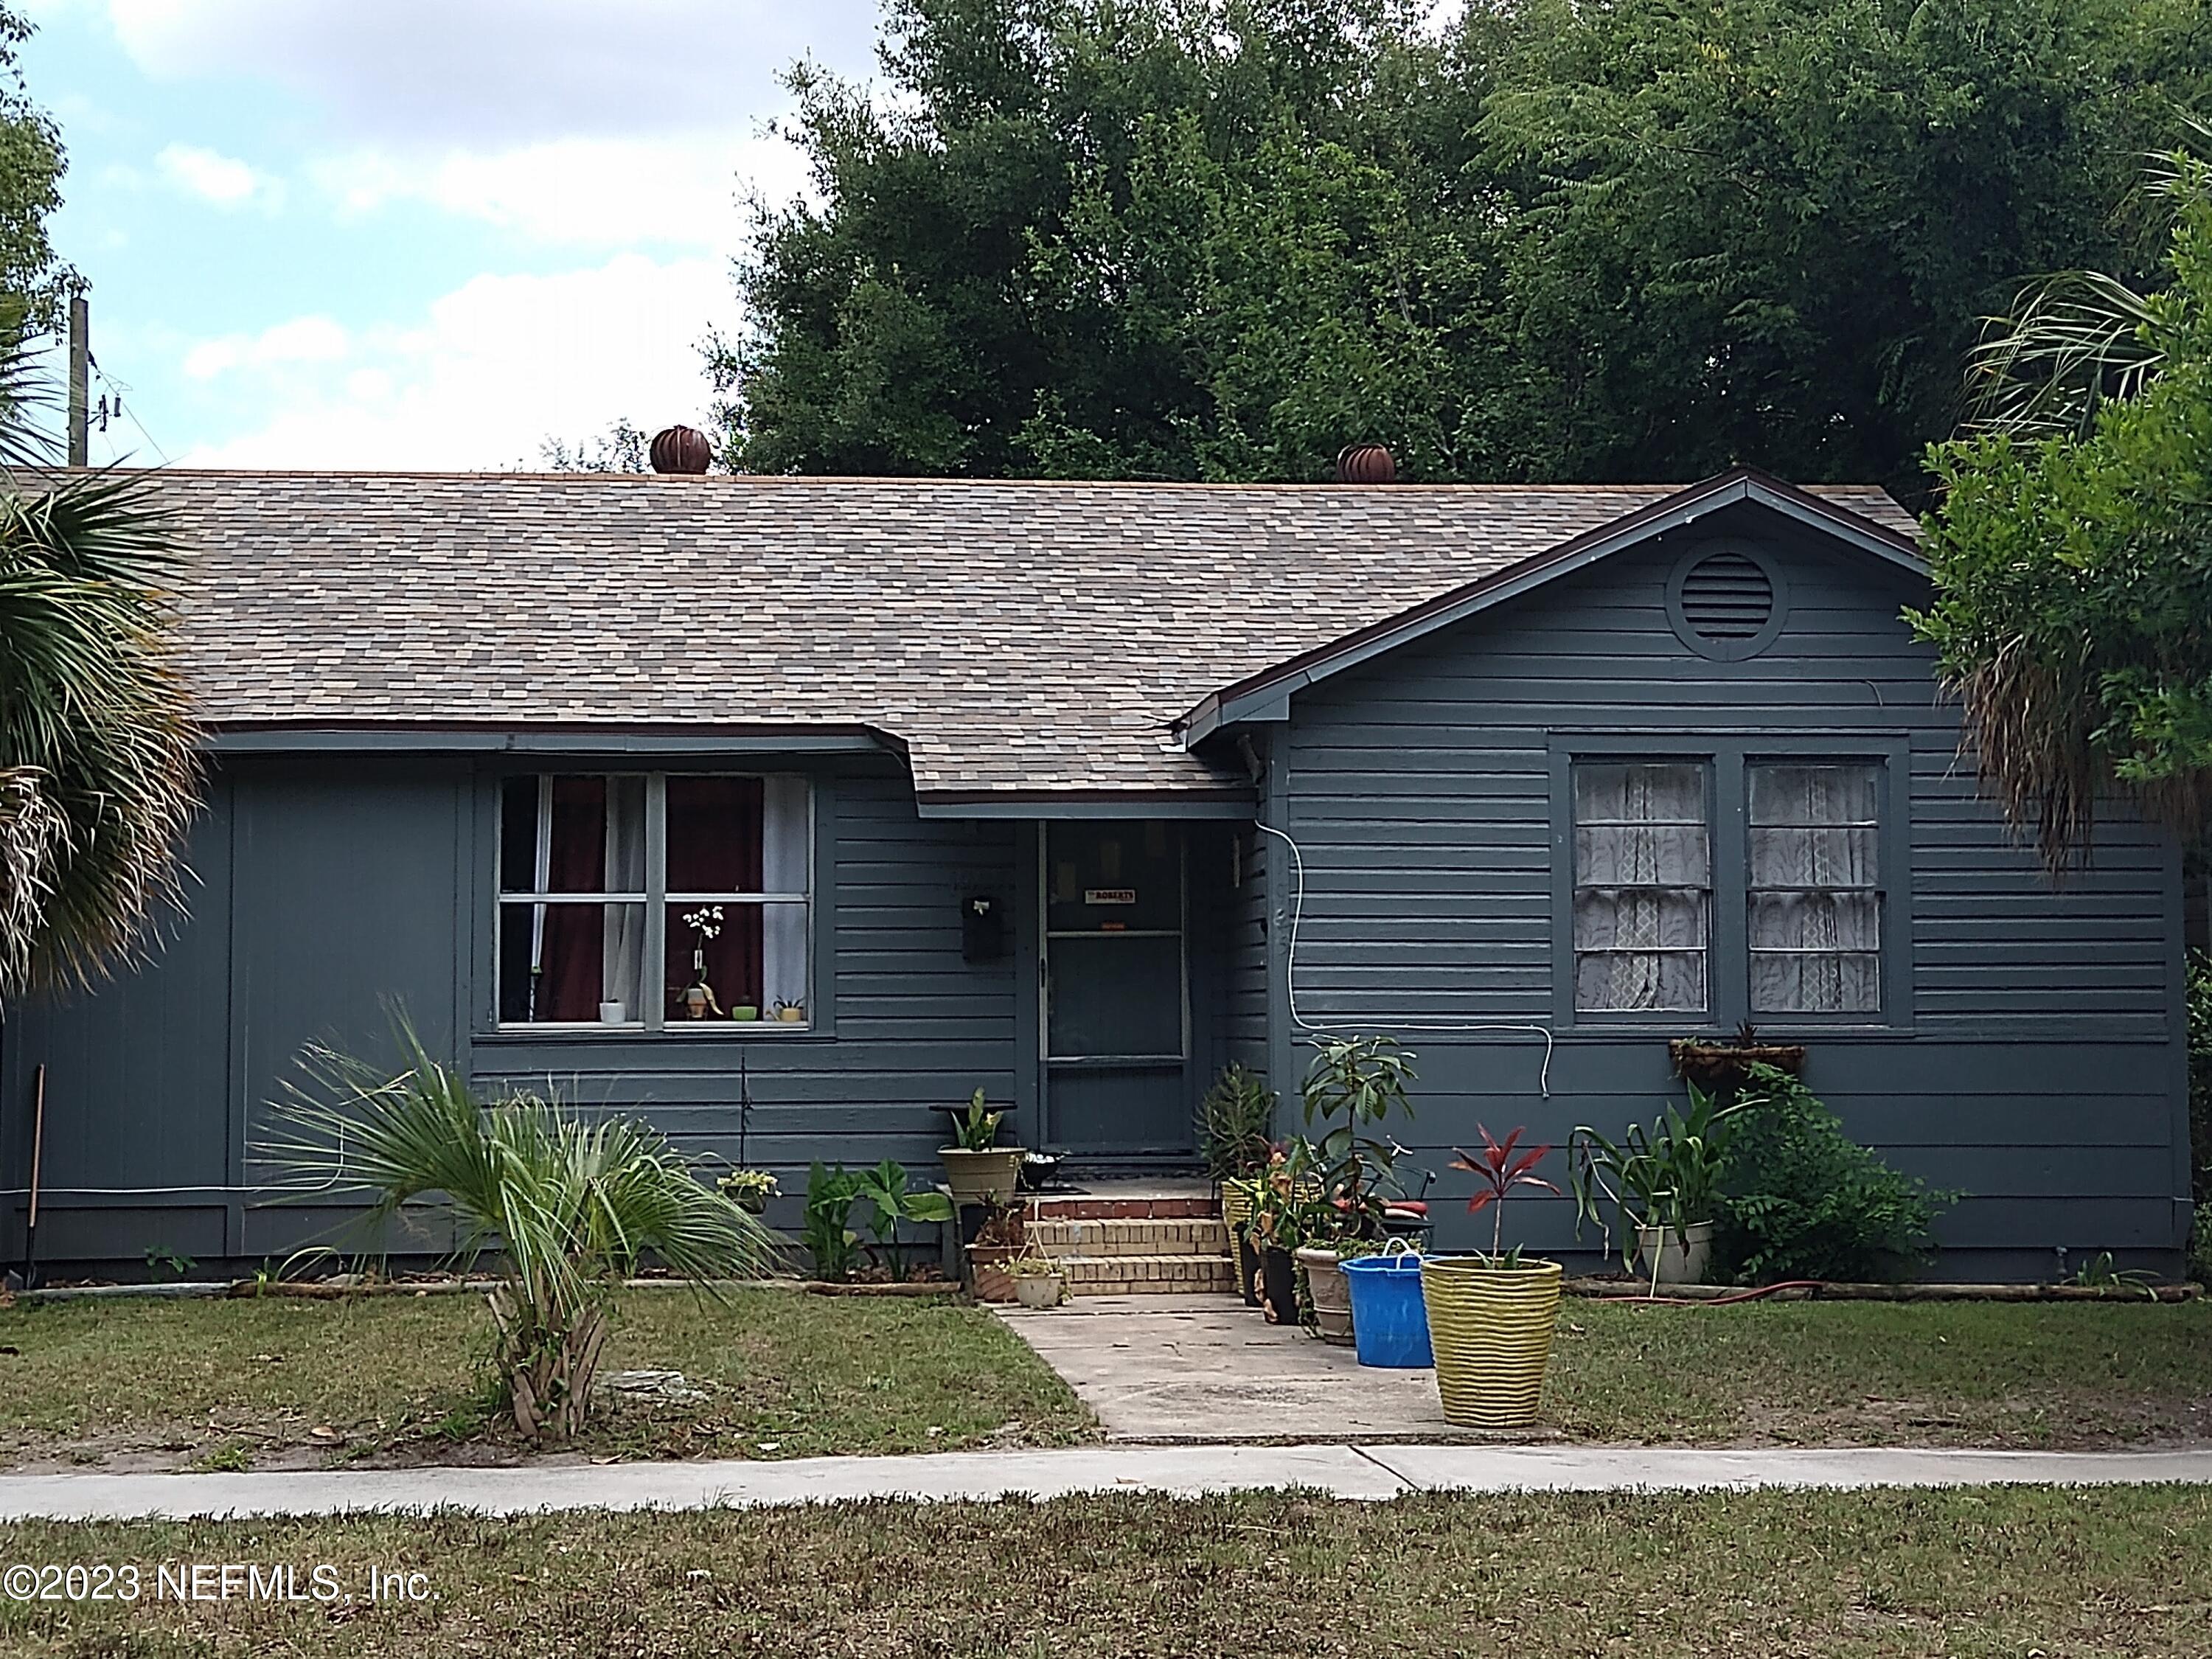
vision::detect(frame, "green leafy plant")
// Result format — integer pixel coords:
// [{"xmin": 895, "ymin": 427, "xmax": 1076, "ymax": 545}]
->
[
  {"xmin": 1452, "ymin": 1125, "xmax": 1559, "ymax": 1260},
  {"xmin": 1300, "ymin": 1035, "xmax": 1416, "ymax": 1234},
  {"xmin": 946, "ymin": 1088, "xmax": 1006, "ymax": 1152},
  {"xmin": 1714, "ymin": 1065, "xmax": 1953, "ymax": 1285},
  {"xmin": 142, "ymin": 1245, "xmax": 195, "ymax": 1279},
  {"xmin": 265, "ymin": 1020, "xmax": 774, "ymax": 1443},
  {"xmin": 852, "ymin": 1159, "xmax": 956, "ymax": 1279},
  {"xmin": 1197, "ymin": 1063, "xmax": 1276, "ymax": 1183},
  {"xmin": 1567, "ymin": 1084, "xmax": 1739, "ymax": 1270},
  {"xmin": 2070, "ymin": 1251, "xmax": 2160, "ymax": 1298},
  {"xmin": 803, "ymin": 1162, "xmax": 866, "ymax": 1282},
  {"xmin": 716, "ymin": 1168, "xmax": 779, "ymax": 1212},
  {"xmin": 1242, "ymin": 1141, "xmax": 1331, "ymax": 1256}
]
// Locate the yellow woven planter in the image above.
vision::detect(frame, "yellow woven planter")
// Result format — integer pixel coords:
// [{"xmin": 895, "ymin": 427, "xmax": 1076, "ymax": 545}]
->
[
  {"xmin": 1221, "ymin": 1185, "xmax": 1253, "ymax": 1228},
  {"xmin": 1421, "ymin": 1256, "xmax": 1564, "ymax": 1430}
]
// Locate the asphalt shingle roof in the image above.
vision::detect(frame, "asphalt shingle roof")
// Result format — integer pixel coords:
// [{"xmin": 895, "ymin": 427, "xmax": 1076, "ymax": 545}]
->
[{"xmin": 159, "ymin": 470, "xmax": 1918, "ymax": 799}]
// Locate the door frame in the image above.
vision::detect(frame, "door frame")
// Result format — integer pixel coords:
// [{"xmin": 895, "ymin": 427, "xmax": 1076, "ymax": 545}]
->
[{"xmin": 1033, "ymin": 821, "xmax": 1194, "ymax": 1155}]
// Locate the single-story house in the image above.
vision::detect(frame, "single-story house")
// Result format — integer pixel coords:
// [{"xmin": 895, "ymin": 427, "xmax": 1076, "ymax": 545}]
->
[{"xmin": 0, "ymin": 465, "xmax": 2194, "ymax": 1279}]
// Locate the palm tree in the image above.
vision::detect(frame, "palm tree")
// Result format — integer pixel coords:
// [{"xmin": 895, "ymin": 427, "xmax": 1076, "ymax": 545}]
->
[
  {"xmin": 0, "ymin": 336, "xmax": 200, "ymax": 996},
  {"xmin": 266, "ymin": 1023, "xmax": 779, "ymax": 1441},
  {"xmin": 1965, "ymin": 134, "xmax": 2211, "ymax": 439}
]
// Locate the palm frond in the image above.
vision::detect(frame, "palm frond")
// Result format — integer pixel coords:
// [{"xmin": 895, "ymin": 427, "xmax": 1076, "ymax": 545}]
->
[
  {"xmin": 1965, "ymin": 268, "xmax": 2166, "ymax": 439},
  {"xmin": 0, "ymin": 334, "xmax": 200, "ymax": 996}
]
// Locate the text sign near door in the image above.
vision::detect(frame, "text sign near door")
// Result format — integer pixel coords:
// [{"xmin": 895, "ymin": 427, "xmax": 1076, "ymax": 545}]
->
[{"xmin": 1083, "ymin": 888, "xmax": 1136, "ymax": 905}]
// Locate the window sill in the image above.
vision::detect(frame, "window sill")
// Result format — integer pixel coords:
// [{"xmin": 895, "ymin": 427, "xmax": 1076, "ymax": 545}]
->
[{"xmin": 479, "ymin": 1023, "xmax": 821, "ymax": 1041}]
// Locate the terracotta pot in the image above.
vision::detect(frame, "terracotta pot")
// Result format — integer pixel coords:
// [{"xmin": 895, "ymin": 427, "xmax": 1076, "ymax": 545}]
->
[
  {"xmin": 966, "ymin": 1242, "xmax": 1023, "ymax": 1303},
  {"xmin": 939, "ymin": 1147, "xmax": 1024, "ymax": 1207},
  {"xmin": 1296, "ymin": 1245, "xmax": 1354, "ymax": 1345}
]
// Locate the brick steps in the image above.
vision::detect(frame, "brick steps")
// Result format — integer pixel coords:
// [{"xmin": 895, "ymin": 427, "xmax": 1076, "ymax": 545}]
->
[
  {"xmin": 1054, "ymin": 1253, "xmax": 1238, "ymax": 1294},
  {"xmin": 1023, "ymin": 1202, "xmax": 1234, "ymax": 1297}
]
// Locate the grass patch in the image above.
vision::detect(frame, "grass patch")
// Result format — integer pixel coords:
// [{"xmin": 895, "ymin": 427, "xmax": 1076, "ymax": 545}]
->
[
  {"xmin": 1549, "ymin": 1297, "xmax": 2212, "ymax": 1447},
  {"xmin": 0, "ymin": 1287, "xmax": 1092, "ymax": 1470},
  {"xmin": 1, "ymin": 1486, "xmax": 2209, "ymax": 1655}
]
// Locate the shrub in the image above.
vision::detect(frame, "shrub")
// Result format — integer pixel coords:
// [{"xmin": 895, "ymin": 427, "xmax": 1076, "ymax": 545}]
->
[
  {"xmin": 1714, "ymin": 1065, "xmax": 1952, "ymax": 1284},
  {"xmin": 1197, "ymin": 1063, "xmax": 1276, "ymax": 1183}
]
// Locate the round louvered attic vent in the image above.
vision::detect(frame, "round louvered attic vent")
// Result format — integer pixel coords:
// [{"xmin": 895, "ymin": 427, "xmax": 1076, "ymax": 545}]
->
[{"xmin": 1665, "ymin": 544, "xmax": 1787, "ymax": 660}]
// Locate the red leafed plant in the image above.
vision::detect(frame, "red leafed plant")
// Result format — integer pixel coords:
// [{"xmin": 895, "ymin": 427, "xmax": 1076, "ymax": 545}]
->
[{"xmin": 1452, "ymin": 1126, "xmax": 1561, "ymax": 1258}]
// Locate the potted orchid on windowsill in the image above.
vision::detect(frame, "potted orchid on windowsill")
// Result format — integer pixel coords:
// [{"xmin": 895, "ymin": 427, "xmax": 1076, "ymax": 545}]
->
[
  {"xmin": 676, "ymin": 905, "xmax": 725, "ymax": 1020},
  {"xmin": 1422, "ymin": 1125, "xmax": 1565, "ymax": 1431}
]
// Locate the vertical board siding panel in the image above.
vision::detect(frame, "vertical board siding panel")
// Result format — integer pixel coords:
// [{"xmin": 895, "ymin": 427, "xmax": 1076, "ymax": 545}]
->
[{"xmin": 1275, "ymin": 509, "xmax": 2188, "ymax": 1274}]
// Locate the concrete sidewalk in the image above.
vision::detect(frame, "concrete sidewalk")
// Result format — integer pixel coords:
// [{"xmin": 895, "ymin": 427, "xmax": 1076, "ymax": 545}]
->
[{"xmin": 2, "ymin": 1443, "xmax": 2210, "ymax": 1522}]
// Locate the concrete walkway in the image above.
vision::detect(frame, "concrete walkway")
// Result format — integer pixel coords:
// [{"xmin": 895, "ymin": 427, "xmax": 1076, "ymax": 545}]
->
[
  {"xmin": 998, "ymin": 1293, "xmax": 1463, "ymax": 1440},
  {"xmin": 2, "ymin": 1444, "xmax": 2211, "ymax": 1522}
]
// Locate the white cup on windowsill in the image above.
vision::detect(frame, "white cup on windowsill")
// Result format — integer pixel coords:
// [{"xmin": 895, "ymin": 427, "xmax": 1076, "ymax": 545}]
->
[{"xmin": 598, "ymin": 1001, "xmax": 628, "ymax": 1025}]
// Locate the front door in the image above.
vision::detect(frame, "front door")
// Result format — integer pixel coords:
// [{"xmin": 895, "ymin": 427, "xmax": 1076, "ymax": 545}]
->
[{"xmin": 1040, "ymin": 821, "xmax": 1192, "ymax": 1158}]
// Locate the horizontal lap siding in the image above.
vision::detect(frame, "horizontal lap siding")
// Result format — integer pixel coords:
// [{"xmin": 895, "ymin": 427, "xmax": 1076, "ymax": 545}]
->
[{"xmin": 1276, "ymin": 517, "xmax": 2188, "ymax": 1272}]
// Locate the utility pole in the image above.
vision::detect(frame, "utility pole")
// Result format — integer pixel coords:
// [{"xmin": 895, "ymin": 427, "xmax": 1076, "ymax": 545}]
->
[{"xmin": 66, "ymin": 289, "xmax": 88, "ymax": 467}]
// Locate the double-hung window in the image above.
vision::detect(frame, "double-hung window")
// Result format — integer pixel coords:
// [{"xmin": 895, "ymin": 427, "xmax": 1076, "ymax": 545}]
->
[
  {"xmin": 1568, "ymin": 751, "xmax": 1891, "ymax": 1022},
  {"xmin": 1746, "ymin": 762, "xmax": 1882, "ymax": 1015},
  {"xmin": 1571, "ymin": 762, "xmax": 1712, "ymax": 1014},
  {"xmin": 495, "ymin": 773, "xmax": 811, "ymax": 1030}
]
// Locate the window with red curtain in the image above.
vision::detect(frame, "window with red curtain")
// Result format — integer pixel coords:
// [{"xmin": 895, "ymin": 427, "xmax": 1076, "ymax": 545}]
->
[{"xmin": 496, "ymin": 773, "xmax": 807, "ymax": 1029}]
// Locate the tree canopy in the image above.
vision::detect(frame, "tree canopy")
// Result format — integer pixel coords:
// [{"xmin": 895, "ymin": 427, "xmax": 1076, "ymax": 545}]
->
[
  {"xmin": 1914, "ymin": 153, "xmax": 2212, "ymax": 870},
  {"xmin": 0, "ymin": 4, "xmax": 65, "ymax": 333},
  {"xmin": 716, "ymin": 0, "xmax": 2212, "ymax": 496}
]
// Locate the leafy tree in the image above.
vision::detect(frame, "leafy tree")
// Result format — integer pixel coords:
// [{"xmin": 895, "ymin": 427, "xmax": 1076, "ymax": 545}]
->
[
  {"xmin": 719, "ymin": 0, "xmax": 2205, "ymax": 493},
  {"xmin": 0, "ymin": 5, "xmax": 63, "ymax": 334},
  {"xmin": 0, "ymin": 342, "xmax": 200, "ymax": 996},
  {"xmin": 538, "ymin": 417, "xmax": 650, "ymax": 473},
  {"xmin": 1913, "ymin": 152, "xmax": 2212, "ymax": 868}
]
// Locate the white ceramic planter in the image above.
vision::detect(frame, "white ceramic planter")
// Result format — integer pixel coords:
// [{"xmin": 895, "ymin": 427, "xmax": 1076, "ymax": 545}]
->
[
  {"xmin": 1634, "ymin": 1220, "xmax": 1715, "ymax": 1287},
  {"xmin": 1012, "ymin": 1273, "xmax": 1065, "ymax": 1309}
]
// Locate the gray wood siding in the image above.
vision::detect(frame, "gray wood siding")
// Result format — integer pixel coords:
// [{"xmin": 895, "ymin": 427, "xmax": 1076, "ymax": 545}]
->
[
  {"xmin": 1273, "ymin": 509, "xmax": 2191, "ymax": 1275},
  {"xmin": 4, "ymin": 755, "xmax": 1023, "ymax": 1267}
]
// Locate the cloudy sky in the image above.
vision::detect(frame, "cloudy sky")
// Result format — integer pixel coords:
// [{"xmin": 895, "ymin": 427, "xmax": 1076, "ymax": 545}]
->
[{"xmin": 20, "ymin": 0, "xmax": 883, "ymax": 467}]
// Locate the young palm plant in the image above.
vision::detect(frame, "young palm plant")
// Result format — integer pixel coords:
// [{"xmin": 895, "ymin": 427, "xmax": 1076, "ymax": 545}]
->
[
  {"xmin": 0, "ymin": 336, "xmax": 199, "ymax": 995},
  {"xmin": 265, "ymin": 1023, "xmax": 776, "ymax": 1442}
]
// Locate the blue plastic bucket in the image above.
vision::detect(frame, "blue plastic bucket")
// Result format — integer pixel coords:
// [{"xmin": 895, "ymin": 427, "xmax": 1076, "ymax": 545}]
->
[{"xmin": 1340, "ymin": 1253, "xmax": 1433, "ymax": 1368}]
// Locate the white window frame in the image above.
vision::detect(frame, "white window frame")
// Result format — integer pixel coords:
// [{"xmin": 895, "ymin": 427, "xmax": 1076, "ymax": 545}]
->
[{"xmin": 494, "ymin": 771, "xmax": 814, "ymax": 1034}]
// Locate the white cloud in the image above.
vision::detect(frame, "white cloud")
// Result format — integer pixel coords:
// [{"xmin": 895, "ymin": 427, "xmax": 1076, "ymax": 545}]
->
[
  {"xmin": 176, "ymin": 254, "xmax": 730, "ymax": 470},
  {"xmin": 154, "ymin": 142, "xmax": 285, "ymax": 211},
  {"xmin": 107, "ymin": 1, "xmax": 877, "ymax": 147},
  {"xmin": 307, "ymin": 129, "xmax": 809, "ymax": 251}
]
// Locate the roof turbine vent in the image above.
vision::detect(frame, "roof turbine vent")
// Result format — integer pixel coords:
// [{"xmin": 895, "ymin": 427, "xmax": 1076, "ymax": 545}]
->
[
  {"xmin": 1335, "ymin": 442, "xmax": 1397, "ymax": 484},
  {"xmin": 649, "ymin": 425, "xmax": 713, "ymax": 475}
]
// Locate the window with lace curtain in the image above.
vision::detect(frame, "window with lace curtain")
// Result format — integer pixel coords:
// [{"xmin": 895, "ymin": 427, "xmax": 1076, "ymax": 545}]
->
[
  {"xmin": 1748, "ymin": 762, "xmax": 1882, "ymax": 1015},
  {"xmin": 1571, "ymin": 762, "xmax": 1711, "ymax": 1013}
]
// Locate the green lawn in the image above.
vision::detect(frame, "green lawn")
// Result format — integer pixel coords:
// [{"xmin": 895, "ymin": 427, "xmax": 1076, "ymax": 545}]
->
[
  {"xmin": 0, "ymin": 1287, "xmax": 1093, "ymax": 1470},
  {"xmin": 3, "ymin": 1486, "xmax": 2209, "ymax": 1656},
  {"xmin": 1550, "ymin": 1297, "xmax": 2212, "ymax": 1447},
  {"xmin": 1, "ymin": 1291, "xmax": 2206, "ymax": 1470}
]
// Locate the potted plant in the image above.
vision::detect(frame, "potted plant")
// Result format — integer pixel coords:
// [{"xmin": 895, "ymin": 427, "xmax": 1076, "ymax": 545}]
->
[
  {"xmin": 1294, "ymin": 1037, "xmax": 1418, "ymax": 1343},
  {"xmin": 1422, "ymin": 1126, "xmax": 1564, "ymax": 1430},
  {"xmin": 1199, "ymin": 1064, "xmax": 1276, "ymax": 1232},
  {"xmin": 1669, "ymin": 1022, "xmax": 1807, "ymax": 1093},
  {"xmin": 964, "ymin": 1202, "xmax": 1026, "ymax": 1301},
  {"xmin": 1005, "ymin": 1245, "xmax": 1066, "ymax": 1308},
  {"xmin": 1567, "ymin": 1083, "xmax": 1738, "ymax": 1289},
  {"xmin": 1245, "ymin": 1141, "xmax": 1329, "ymax": 1325},
  {"xmin": 938, "ymin": 1089, "xmax": 1025, "ymax": 1206},
  {"xmin": 717, "ymin": 1168, "xmax": 779, "ymax": 1215},
  {"xmin": 1222, "ymin": 1172, "xmax": 1267, "ymax": 1308}
]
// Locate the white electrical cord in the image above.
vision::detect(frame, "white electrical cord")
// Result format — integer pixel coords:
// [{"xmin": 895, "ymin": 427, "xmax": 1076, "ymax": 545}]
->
[{"xmin": 1255, "ymin": 820, "xmax": 1556, "ymax": 1096}]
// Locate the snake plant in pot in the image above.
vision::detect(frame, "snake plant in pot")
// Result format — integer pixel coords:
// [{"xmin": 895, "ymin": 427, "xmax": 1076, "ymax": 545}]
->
[
  {"xmin": 1422, "ymin": 1126, "xmax": 1562, "ymax": 1430},
  {"xmin": 1567, "ymin": 1082, "xmax": 1739, "ymax": 1290}
]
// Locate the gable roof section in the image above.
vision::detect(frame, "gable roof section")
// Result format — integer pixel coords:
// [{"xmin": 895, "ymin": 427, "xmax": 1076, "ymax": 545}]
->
[
  {"xmin": 1172, "ymin": 469, "xmax": 1927, "ymax": 746},
  {"xmin": 154, "ymin": 467, "xmax": 1916, "ymax": 805}
]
